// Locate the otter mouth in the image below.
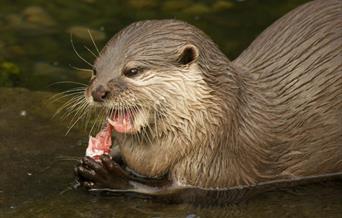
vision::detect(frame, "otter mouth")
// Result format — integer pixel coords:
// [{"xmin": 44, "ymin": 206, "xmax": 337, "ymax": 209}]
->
[
  {"xmin": 107, "ymin": 110, "xmax": 136, "ymax": 133},
  {"xmin": 86, "ymin": 108, "xmax": 141, "ymax": 160}
]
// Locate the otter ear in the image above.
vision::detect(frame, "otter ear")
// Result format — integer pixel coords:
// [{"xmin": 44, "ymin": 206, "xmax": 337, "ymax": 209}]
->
[{"xmin": 177, "ymin": 44, "xmax": 199, "ymax": 65}]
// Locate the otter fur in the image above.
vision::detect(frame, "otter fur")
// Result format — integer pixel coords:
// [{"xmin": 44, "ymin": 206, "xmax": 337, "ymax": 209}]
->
[{"xmin": 75, "ymin": 0, "xmax": 342, "ymax": 200}]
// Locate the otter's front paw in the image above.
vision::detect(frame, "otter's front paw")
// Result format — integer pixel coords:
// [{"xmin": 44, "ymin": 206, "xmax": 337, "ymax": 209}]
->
[{"xmin": 74, "ymin": 155, "xmax": 132, "ymax": 190}]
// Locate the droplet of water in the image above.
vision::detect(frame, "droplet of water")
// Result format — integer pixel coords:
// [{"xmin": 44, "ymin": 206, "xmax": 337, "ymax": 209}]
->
[
  {"xmin": 186, "ymin": 214, "xmax": 198, "ymax": 218},
  {"xmin": 20, "ymin": 110, "xmax": 27, "ymax": 116}
]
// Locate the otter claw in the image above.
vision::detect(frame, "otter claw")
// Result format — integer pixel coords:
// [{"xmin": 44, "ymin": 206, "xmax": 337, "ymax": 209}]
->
[
  {"xmin": 82, "ymin": 157, "xmax": 108, "ymax": 176},
  {"xmin": 76, "ymin": 165, "xmax": 98, "ymax": 181},
  {"xmin": 100, "ymin": 155, "xmax": 129, "ymax": 178},
  {"xmin": 83, "ymin": 181, "xmax": 95, "ymax": 189}
]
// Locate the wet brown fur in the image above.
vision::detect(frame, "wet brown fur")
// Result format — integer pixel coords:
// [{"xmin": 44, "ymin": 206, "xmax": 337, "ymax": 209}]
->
[{"xmin": 86, "ymin": 0, "xmax": 342, "ymax": 188}]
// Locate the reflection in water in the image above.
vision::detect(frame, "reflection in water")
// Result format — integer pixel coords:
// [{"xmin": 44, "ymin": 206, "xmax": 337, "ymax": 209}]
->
[{"xmin": 1, "ymin": 0, "xmax": 341, "ymax": 217}]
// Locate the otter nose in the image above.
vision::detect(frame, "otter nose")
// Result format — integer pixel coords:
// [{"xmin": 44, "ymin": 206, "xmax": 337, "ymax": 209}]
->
[{"xmin": 91, "ymin": 85, "xmax": 110, "ymax": 102}]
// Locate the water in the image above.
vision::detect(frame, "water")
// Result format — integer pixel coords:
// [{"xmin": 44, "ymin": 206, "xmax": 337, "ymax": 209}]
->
[{"xmin": 1, "ymin": 0, "xmax": 341, "ymax": 217}]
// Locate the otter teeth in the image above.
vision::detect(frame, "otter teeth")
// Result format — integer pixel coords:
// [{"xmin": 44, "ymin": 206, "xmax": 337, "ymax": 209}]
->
[
  {"xmin": 107, "ymin": 117, "xmax": 116, "ymax": 126},
  {"xmin": 107, "ymin": 117, "xmax": 129, "ymax": 126}
]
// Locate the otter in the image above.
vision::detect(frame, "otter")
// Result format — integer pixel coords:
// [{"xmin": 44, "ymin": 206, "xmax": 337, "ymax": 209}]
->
[{"xmin": 74, "ymin": 0, "xmax": 342, "ymax": 204}]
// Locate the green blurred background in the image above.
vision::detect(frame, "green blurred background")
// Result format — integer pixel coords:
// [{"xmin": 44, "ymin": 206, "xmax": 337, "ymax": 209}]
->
[{"xmin": 0, "ymin": 0, "xmax": 310, "ymax": 91}]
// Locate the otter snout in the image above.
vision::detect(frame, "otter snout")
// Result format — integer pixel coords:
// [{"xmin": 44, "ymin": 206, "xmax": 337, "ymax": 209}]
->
[
  {"xmin": 91, "ymin": 85, "xmax": 110, "ymax": 102},
  {"xmin": 88, "ymin": 78, "xmax": 129, "ymax": 103}
]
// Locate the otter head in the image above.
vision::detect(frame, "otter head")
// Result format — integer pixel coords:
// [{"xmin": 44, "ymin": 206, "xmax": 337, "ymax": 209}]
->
[{"xmin": 85, "ymin": 19, "xmax": 229, "ymax": 141}]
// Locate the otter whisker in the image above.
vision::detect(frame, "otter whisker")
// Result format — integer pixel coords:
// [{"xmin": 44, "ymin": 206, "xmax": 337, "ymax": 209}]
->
[
  {"xmin": 52, "ymin": 92, "xmax": 89, "ymax": 127},
  {"xmin": 57, "ymin": 94, "xmax": 85, "ymax": 111},
  {"xmin": 153, "ymin": 106, "xmax": 159, "ymax": 139},
  {"xmin": 60, "ymin": 105, "xmax": 88, "ymax": 128},
  {"xmin": 88, "ymin": 111, "xmax": 97, "ymax": 136},
  {"xmin": 88, "ymin": 29, "xmax": 100, "ymax": 55},
  {"xmin": 66, "ymin": 99, "xmax": 90, "ymax": 123},
  {"xmin": 96, "ymin": 108, "xmax": 108, "ymax": 132},
  {"xmin": 49, "ymin": 81, "xmax": 88, "ymax": 87},
  {"xmin": 87, "ymin": 106, "xmax": 105, "ymax": 136},
  {"xmin": 138, "ymin": 104, "xmax": 154, "ymax": 145},
  {"xmin": 83, "ymin": 45, "xmax": 98, "ymax": 58},
  {"xmin": 70, "ymin": 34, "xmax": 94, "ymax": 68},
  {"xmin": 89, "ymin": 107, "xmax": 107, "ymax": 135},
  {"xmin": 50, "ymin": 93, "xmax": 83, "ymax": 107},
  {"xmin": 65, "ymin": 107, "xmax": 90, "ymax": 136},
  {"xmin": 128, "ymin": 105, "xmax": 142, "ymax": 144},
  {"xmin": 49, "ymin": 86, "xmax": 85, "ymax": 98},
  {"xmin": 117, "ymin": 100, "xmax": 125, "ymax": 141},
  {"xmin": 53, "ymin": 95, "xmax": 86, "ymax": 119},
  {"xmin": 57, "ymin": 98, "xmax": 90, "ymax": 128},
  {"xmin": 122, "ymin": 102, "xmax": 129, "ymax": 142},
  {"xmin": 101, "ymin": 108, "xmax": 109, "ymax": 129},
  {"xmin": 49, "ymin": 89, "xmax": 85, "ymax": 104},
  {"xmin": 66, "ymin": 98, "xmax": 91, "ymax": 129},
  {"xmin": 84, "ymin": 107, "xmax": 94, "ymax": 132},
  {"xmin": 133, "ymin": 105, "xmax": 143, "ymax": 144},
  {"xmin": 51, "ymin": 87, "xmax": 86, "ymax": 96},
  {"xmin": 69, "ymin": 64, "xmax": 94, "ymax": 73},
  {"xmin": 138, "ymin": 106, "xmax": 150, "ymax": 143},
  {"xmin": 86, "ymin": 108, "xmax": 96, "ymax": 135}
]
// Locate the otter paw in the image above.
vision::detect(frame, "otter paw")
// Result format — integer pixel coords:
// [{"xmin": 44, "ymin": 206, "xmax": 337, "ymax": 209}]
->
[{"xmin": 74, "ymin": 155, "xmax": 131, "ymax": 190}]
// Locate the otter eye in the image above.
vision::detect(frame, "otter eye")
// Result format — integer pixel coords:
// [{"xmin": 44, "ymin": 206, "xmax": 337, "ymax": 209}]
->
[{"xmin": 124, "ymin": 68, "xmax": 140, "ymax": 77}]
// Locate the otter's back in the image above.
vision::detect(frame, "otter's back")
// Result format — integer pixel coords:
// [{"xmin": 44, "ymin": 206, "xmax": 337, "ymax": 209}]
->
[
  {"xmin": 234, "ymin": 0, "xmax": 341, "ymax": 112},
  {"xmin": 235, "ymin": 0, "xmax": 342, "ymax": 175},
  {"xmin": 234, "ymin": 0, "xmax": 341, "ymax": 75}
]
